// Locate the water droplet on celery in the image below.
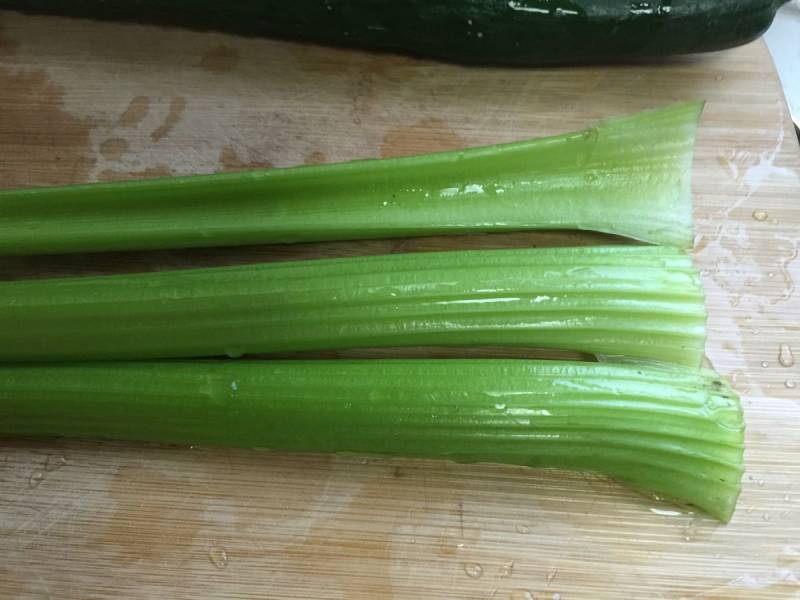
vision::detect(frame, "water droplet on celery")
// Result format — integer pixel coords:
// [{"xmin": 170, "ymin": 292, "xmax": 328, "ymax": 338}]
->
[{"xmin": 225, "ymin": 346, "xmax": 244, "ymax": 359}]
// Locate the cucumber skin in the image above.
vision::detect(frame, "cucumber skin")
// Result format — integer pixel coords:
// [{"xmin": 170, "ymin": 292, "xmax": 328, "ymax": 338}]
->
[{"xmin": 0, "ymin": 0, "xmax": 786, "ymax": 65}]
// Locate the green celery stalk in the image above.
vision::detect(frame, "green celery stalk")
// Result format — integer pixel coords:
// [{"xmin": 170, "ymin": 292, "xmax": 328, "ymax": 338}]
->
[
  {"xmin": 0, "ymin": 246, "xmax": 705, "ymax": 365},
  {"xmin": 0, "ymin": 359, "xmax": 744, "ymax": 521},
  {"xmin": 0, "ymin": 102, "xmax": 701, "ymax": 256}
]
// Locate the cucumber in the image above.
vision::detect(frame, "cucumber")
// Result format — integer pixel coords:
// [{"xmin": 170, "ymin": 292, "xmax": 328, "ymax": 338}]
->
[{"xmin": 0, "ymin": 0, "xmax": 787, "ymax": 65}]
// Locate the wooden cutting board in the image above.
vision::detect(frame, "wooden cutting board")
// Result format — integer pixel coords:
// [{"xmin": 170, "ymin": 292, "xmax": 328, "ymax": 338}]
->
[{"xmin": 1, "ymin": 10, "xmax": 799, "ymax": 599}]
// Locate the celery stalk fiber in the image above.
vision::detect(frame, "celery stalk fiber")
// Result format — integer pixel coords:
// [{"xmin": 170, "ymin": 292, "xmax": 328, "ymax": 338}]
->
[
  {"xmin": 0, "ymin": 246, "xmax": 705, "ymax": 365},
  {"xmin": 0, "ymin": 102, "xmax": 701, "ymax": 256},
  {"xmin": 0, "ymin": 360, "xmax": 744, "ymax": 521}
]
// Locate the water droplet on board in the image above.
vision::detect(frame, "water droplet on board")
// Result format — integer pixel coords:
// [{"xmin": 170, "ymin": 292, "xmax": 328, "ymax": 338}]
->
[
  {"xmin": 516, "ymin": 524, "xmax": 532, "ymax": 534},
  {"xmin": 511, "ymin": 591, "xmax": 535, "ymax": 600},
  {"xmin": 209, "ymin": 545, "xmax": 228, "ymax": 569},
  {"xmin": 45, "ymin": 454, "xmax": 67, "ymax": 472},
  {"xmin": 786, "ymin": 380, "xmax": 797, "ymax": 389},
  {"xmin": 785, "ymin": 494, "xmax": 792, "ymax": 502},
  {"xmin": 715, "ymin": 74, "xmax": 724, "ymax": 82},
  {"xmin": 761, "ymin": 361, "xmax": 770, "ymax": 368},
  {"xmin": 763, "ymin": 513, "xmax": 771, "ymax": 522},
  {"xmin": 683, "ymin": 517, "xmax": 705, "ymax": 541},
  {"xmin": 546, "ymin": 568, "xmax": 558, "ymax": 586},
  {"xmin": 28, "ymin": 471, "xmax": 44, "ymax": 488},
  {"xmin": 779, "ymin": 344, "xmax": 795, "ymax": 368},
  {"xmin": 757, "ymin": 479, "xmax": 765, "ymax": 487},
  {"xmin": 746, "ymin": 506, "xmax": 755, "ymax": 514},
  {"xmin": 463, "ymin": 562, "xmax": 483, "ymax": 578},
  {"xmin": 499, "ymin": 561, "xmax": 514, "ymax": 578},
  {"xmin": 752, "ymin": 209, "xmax": 768, "ymax": 221},
  {"xmin": 650, "ymin": 507, "xmax": 684, "ymax": 516},
  {"xmin": 778, "ymin": 545, "xmax": 800, "ymax": 564}
]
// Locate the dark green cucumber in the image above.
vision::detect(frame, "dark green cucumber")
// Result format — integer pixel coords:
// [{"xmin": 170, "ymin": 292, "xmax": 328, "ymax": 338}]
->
[{"xmin": 0, "ymin": 0, "xmax": 787, "ymax": 66}]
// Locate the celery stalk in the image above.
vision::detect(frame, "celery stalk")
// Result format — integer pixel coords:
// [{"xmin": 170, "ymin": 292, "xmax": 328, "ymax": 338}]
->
[
  {"xmin": 0, "ymin": 102, "xmax": 701, "ymax": 256},
  {"xmin": 0, "ymin": 359, "xmax": 744, "ymax": 521},
  {"xmin": 0, "ymin": 246, "xmax": 705, "ymax": 365}
]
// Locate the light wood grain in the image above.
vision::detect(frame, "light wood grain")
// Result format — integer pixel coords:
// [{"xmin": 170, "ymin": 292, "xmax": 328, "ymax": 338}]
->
[{"xmin": 1, "ymin": 10, "xmax": 799, "ymax": 599}]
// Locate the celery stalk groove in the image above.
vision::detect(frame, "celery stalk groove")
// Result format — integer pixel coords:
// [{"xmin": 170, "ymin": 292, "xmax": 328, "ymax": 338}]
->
[
  {"xmin": 0, "ymin": 102, "xmax": 701, "ymax": 255},
  {"xmin": 0, "ymin": 246, "xmax": 705, "ymax": 364},
  {"xmin": 0, "ymin": 360, "xmax": 744, "ymax": 521}
]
